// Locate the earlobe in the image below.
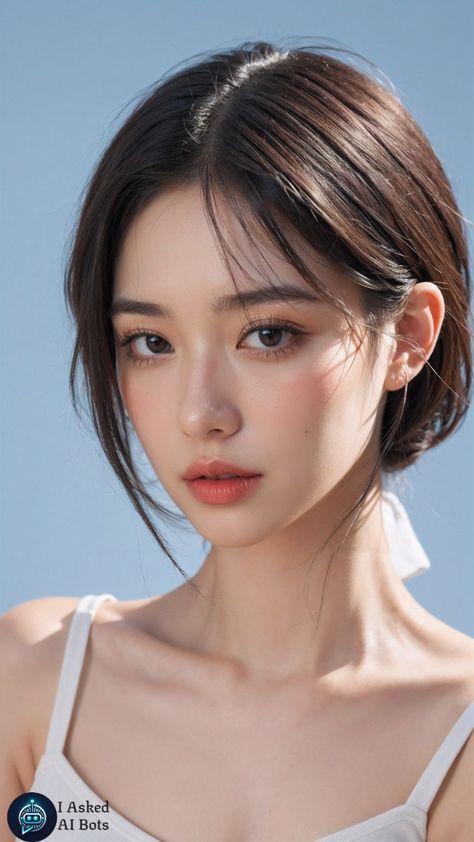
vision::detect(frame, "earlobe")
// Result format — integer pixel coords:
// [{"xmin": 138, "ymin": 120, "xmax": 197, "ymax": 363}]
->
[
  {"xmin": 388, "ymin": 363, "xmax": 409, "ymax": 391},
  {"xmin": 386, "ymin": 352, "xmax": 410, "ymax": 392}
]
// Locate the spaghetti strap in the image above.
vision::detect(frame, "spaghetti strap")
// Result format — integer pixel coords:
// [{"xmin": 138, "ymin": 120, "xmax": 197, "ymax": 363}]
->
[
  {"xmin": 44, "ymin": 593, "xmax": 118, "ymax": 755},
  {"xmin": 406, "ymin": 700, "xmax": 474, "ymax": 812}
]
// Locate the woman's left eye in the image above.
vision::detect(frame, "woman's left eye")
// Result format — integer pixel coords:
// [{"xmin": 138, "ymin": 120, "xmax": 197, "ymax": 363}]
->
[
  {"xmin": 241, "ymin": 320, "xmax": 306, "ymax": 358},
  {"xmin": 116, "ymin": 318, "xmax": 307, "ymax": 367}
]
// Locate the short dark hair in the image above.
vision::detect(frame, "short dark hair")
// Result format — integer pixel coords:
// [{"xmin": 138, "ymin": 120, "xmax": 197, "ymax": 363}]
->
[{"xmin": 65, "ymin": 40, "xmax": 472, "ymax": 587}]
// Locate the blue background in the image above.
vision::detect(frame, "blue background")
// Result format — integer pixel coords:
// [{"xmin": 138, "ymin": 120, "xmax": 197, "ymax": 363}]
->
[{"xmin": 1, "ymin": 0, "xmax": 473, "ymax": 634}]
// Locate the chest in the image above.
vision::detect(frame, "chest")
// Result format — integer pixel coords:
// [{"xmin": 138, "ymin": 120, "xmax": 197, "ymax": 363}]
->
[{"xmin": 40, "ymin": 660, "xmax": 429, "ymax": 842}]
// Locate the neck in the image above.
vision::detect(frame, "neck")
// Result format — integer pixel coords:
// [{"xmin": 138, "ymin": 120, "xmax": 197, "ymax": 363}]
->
[{"xmin": 179, "ymin": 482, "xmax": 423, "ymax": 686}]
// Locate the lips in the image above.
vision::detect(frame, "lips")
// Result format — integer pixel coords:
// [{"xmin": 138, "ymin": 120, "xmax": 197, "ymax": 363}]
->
[{"xmin": 184, "ymin": 474, "xmax": 263, "ymax": 504}]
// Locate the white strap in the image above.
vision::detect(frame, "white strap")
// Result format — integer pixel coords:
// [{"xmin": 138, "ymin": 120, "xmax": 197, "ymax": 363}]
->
[
  {"xmin": 44, "ymin": 593, "xmax": 118, "ymax": 754},
  {"xmin": 406, "ymin": 701, "xmax": 474, "ymax": 811}
]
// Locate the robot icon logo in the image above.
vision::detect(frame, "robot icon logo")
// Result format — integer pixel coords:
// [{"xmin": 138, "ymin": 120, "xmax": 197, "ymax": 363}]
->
[{"xmin": 7, "ymin": 792, "xmax": 57, "ymax": 840}]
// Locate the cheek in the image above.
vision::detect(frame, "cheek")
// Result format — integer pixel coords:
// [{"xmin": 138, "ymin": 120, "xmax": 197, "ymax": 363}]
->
[
  {"xmin": 264, "ymin": 349, "xmax": 359, "ymax": 431},
  {"xmin": 117, "ymin": 366, "xmax": 164, "ymax": 440},
  {"xmin": 261, "ymin": 351, "xmax": 369, "ymax": 480}
]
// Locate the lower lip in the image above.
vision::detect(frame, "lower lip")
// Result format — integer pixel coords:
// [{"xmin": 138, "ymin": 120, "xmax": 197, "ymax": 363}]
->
[{"xmin": 184, "ymin": 475, "xmax": 263, "ymax": 504}]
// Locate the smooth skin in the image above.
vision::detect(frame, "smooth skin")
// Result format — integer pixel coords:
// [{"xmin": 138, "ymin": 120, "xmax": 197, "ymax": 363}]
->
[{"xmin": 1, "ymin": 185, "xmax": 473, "ymax": 841}]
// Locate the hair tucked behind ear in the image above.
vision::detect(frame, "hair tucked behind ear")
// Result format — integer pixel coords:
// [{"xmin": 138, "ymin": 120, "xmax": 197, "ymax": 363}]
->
[{"xmin": 64, "ymin": 38, "xmax": 472, "ymax": 592}]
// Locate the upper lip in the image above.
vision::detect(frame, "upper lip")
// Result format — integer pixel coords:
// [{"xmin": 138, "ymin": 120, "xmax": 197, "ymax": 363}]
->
[{"xmin": 182, "ymin": 458, "xmax": 261, "ymax": 480}]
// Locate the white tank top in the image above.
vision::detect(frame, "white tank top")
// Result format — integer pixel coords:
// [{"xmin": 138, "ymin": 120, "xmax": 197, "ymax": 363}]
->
[{"xmin": 30, "ymin": 593, "xmax": 474, "ymax": 841}]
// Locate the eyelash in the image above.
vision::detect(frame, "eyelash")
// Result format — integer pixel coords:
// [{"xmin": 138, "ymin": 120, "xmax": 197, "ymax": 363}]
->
[{"xmin": 117, "ymin": 317, "xmax": 307, "ymax": 367}]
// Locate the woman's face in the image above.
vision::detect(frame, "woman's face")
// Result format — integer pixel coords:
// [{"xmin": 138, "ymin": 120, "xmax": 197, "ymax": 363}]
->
[{"xmin": 112, "ymin": 185, "xmax": 393, "ymax": 547}]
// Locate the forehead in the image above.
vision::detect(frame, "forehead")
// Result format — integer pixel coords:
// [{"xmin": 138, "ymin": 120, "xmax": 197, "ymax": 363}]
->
[{"xmin": 113, "ymin": 184, "xmax": 360, "ymax": 313}]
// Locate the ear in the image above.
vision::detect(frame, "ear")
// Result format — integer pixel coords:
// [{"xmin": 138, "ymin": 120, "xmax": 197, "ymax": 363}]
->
[{"xmin": 385, "ymin": 282, "xmax": 445, "ymax": 391}]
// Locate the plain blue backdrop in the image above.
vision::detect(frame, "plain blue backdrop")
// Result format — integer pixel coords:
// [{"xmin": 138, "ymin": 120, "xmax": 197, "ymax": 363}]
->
[{"xmin": 1, "ymin": 0, "xmax": 473, "ymax": 634}]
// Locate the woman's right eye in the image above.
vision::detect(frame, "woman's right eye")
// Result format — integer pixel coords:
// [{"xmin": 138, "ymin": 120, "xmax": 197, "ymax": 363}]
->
[
  {"xmin": 118, "ymin": 329, "xmax": 171, "ymax": 367},
  {"xmin": 133, "ymin": 333, "xmax": 169, "ymax": 356}
]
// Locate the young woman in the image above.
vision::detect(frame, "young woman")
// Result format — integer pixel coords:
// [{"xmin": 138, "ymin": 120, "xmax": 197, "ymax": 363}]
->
[{"xmin": 1, "ymin": 40, "xmax": 473, "ymax": 842}]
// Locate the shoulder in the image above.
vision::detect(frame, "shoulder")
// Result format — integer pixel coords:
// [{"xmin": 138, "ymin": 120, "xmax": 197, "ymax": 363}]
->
[
  {"xmin": 0, "ymin": 596, "xmax": 82, "ymax": 791},
  {"xmin": 0, "ymin": 595, "xmax": 82, "ymax": 646},
  {"xmin": 426, "ymin": 629, "xmax": 474, "ymax": 841},
  {"xmin": 427, "ymin": 719, "xmax": 474, "ymax": 841}
]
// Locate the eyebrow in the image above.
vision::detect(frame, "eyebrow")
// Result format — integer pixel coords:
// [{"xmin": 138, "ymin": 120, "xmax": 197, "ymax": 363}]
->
[{"xmin": 109, "ymin": 283, "xmax": 321, "ymax": 319}]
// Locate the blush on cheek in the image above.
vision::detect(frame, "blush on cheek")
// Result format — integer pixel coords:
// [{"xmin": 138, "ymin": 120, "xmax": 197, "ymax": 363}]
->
[
  {"xmin": 116, "ymin": 370, "xmax": 150, "ymax": 429},
  {"xmin": 269, "ymin": 356, "xmax": 363, "ymax": 479},
  {"xmin": 126, "ymin": 393, "xmax": 156, "ymax": 435},
  {"xmin": 121, "ymin": 384, "xmax": 171, "ymax": 463},
  {"xmin": 279, "ymin": 364, "xmax": 346, "ymax": 414}
]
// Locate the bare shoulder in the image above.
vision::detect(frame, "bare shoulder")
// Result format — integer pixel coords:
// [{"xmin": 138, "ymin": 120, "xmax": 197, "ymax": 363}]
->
[
  {"xmin": 425, "ymin": 620, "xmax": 474, "ymax": 841},
  {"xmin": 0, "ymin": 595, "xmax": 82, "ymax": 793},
  {"xmin": 427, "ymin": 715, "xmax": 474, "ymax": 841},
  {"xmin": 0, "ymin": 595, "xmax": 82, "ymax": 645}
]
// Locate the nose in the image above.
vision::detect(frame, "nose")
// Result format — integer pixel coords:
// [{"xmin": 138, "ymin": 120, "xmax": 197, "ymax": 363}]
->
[{"xmin": 177, "ymin": 352, "xmax": 242, "ymax": 438}]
